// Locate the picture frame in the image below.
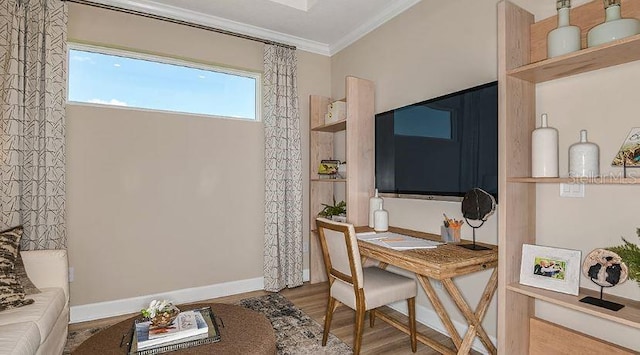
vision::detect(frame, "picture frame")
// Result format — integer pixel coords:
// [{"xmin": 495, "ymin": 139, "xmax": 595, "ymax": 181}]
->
[
  {"xmin": 612, "ymin": 127, "xmax": 640, "ymax": 167},
  {"xmin": 519, "ymin": 244, "xmax": 581, "ymax": 295},
  {"xmin": 318, "ymin": 160, "xmax": 340, "ymax": 175}
]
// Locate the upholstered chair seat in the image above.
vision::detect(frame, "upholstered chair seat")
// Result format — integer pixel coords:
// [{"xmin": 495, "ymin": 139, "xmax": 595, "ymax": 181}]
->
[
  {"xmin": 316, "ymin": 218, "xmax": 417, "ymax": 354},
  {"xmin": 331, "ymin": 267, "xmax": 417, "ymax": 310}
]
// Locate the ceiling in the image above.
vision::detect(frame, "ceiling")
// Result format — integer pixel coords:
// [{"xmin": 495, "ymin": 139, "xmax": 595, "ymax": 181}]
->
[{"xmin": 95, "ymin": 0, "xmax": 423, "ymax": 56}]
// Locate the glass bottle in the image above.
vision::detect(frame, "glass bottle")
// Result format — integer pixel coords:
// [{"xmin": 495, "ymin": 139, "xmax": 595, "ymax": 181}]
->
[
  {"xmin": 569, "ymin": 130, "xmax": 600, "ymax": 178},
  {"xmin": 532, "ymin": 114, "xmax": 559, "ymax": 177},
  {"xmin": 547, "ymin": 0, "xmax": 581, "ymax": 58},
  {"xmin": 587, "ymin": 0, "xmax": 640, "ymax": 48}
]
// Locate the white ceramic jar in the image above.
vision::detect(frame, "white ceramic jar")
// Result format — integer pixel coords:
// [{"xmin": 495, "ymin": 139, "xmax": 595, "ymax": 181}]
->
[
  {"xmin": 373, "ymin": 207, "xmax": 389, "ymax": 232},
  {"xmin": 547, "ymin": 0, "xmax": 581, "ymax": 58},
  {"xmin": 532, "ymin": 113, "xmax": 559, "ymax": 177},
  {"xmin": 587, "ymin": 0, "xmax": 640, "ymax": 48},
  {"xmin": 569, "ymin": 130, "xmax": 600, "ymax": 177}
]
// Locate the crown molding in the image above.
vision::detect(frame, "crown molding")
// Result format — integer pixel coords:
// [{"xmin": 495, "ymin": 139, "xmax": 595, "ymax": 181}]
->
[
  {"xmin": 79, "ymin": 0, "xmax": 420, "ymax": 57},
  {"xmin": 329, "ymin": 0, "xmax": 422, "ymax": 55},
  {"xmin": 268, "ymin": 0, "xmax": 319, "ymax": 12},
  {"xmin": 88, "ymin": 0, "xmax": 331, "ymax": 55}
]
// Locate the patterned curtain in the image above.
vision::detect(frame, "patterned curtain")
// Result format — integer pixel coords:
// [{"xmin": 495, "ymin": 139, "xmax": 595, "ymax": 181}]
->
[
  {"xmin": 263, "ymin": 45, "xmax": 303, "ymax": 292},
  {"xmin": 0, "ymin": 0, "xmax": 67, "ymax": 250}
]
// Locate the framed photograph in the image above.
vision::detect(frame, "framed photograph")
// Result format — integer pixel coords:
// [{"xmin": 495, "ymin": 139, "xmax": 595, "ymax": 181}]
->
[
  {"xmin": 612, "ymin": 127, "xmax": 640, "ymax": 166},
  {"xmin": 318, "ymin": 160, "xmax": 340, "ymax": 175},
  {"xmin": 519, "ymin": 244, "xmax": 581, "ymax": 295}
]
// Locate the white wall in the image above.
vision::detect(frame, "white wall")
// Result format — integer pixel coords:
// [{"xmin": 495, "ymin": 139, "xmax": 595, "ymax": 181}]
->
[
  {"xmin": 330, "ymin": 0, "xmax": 502, "ymax": 342},
  {"xmin": 331, "ymin": 0, "xmax": 639, "ymax": 351},
  {"xmin": 66, "ymin": 3, "xmax": 331, "ymax": 306}
]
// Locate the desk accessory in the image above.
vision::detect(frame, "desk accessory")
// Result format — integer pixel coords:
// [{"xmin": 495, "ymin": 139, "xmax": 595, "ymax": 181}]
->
[
  {"xmin": 611, "ymin": 127, "xmax": 640, "ymax": 178},
  {"xmin": 579, "ymin": 248, "xmax": 628, "ymax": 311},
  {"xmin": 587, "ymin": 0, "xmax": 640, "ymax": 48},
  {"xmin": 442, "ymin": 214, "xmax": 463, "ymax": 243},
  {"xmin": 460, "ymin": 188, "xmax": 495, "ymax": 251},
  {"xmin": 547, "ymin": 0, "xmax": 581, "ymax": 58},
  {"xmin": 569, "ymin": 130, "xmax": 599, "ymax": 178},
  {"xmin": 373, "ymin": 206, "xmax": 389, "ymax": 232},
  {"xmin": 368, "ymin": 189, "xmax": 383, "ymax": 228},
  {"xmin": 531, "ymin": 113, "xmax": 559, "ymax": 177},
  {"xmin": 317, "ymin": 160, "xmax": 340, "ymax": 178},
  {"xmin": 520, "ymin": 244, "xmax": 581, "ymax": 295}
]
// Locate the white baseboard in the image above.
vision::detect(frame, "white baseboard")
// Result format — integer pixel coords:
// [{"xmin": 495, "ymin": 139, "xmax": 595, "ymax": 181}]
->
[
  {"xmin": 71, "ymin": 269, "xmax": 311, "ymax": 324},
  {"xmin": 70, "ymin": 277, "xmax": 263, "ymax": 323},
  {"xmin": 388, "ymin": 302, "xmax": 495, "ymax": 355}
]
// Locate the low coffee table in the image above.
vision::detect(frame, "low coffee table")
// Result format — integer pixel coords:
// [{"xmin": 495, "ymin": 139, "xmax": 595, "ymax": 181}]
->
[{"xmin": 72, "ymin": 303, "xmax": 276, "ymax": 354}]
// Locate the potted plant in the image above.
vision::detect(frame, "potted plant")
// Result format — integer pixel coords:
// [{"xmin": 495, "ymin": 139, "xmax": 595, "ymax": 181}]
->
[
  {"xmin": 141, "ymin": 299, "xmax": 180, "ymax": 327},
  {"xmin": 608, "ymin": 228, "xmax": 640, "ymax": 287},
  {"xmin": 318, "ymin": 198, "xmax": 347, "ymax": 222}
]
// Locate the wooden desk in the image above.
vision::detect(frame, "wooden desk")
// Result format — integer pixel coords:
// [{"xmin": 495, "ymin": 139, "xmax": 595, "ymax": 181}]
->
[{"xmin": 355, "ymin": 226, "xmax": 498, "ymax": 355}]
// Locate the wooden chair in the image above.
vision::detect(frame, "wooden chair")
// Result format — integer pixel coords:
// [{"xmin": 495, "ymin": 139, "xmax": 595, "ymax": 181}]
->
[{"xmin": 315, "ymin": 218, "xmax": 417, "ymax": 354}]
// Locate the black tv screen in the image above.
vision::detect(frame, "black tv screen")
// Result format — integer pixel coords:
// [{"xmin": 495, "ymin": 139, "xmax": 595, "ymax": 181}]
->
[{"xmin": 375, "ymin": 81, "xmax": 498, "ymax": 201}]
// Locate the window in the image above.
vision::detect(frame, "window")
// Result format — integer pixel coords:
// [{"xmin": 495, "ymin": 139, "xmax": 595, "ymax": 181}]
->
[{"xmin": 67, "ymin": 45, "xmax": 260, "ymax": 120}]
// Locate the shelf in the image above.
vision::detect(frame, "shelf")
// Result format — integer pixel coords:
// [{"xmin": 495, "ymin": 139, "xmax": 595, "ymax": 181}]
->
[
  {"xmin": 508, "ymin": 176, "xmax": 640, "ymax": 184},
  {"xmin": 508, "ymin": 33, "xmax": 640, "ymax": 84},
  {"xmin": 311, "ymin": 119, "xmax": 346, "ymax": 132},
  {"xmin": 507, "ymin": 283, "xmax": 640, "ymax": 329},
  {"xmin": 310, "ymin": 178, "xmax": 347, "ymax": 183}
]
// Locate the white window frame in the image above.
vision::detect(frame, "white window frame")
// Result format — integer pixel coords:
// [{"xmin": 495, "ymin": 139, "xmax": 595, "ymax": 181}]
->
[{"xmin": 67, "ymin": 43, "xmax": 262, "ymax": 122}]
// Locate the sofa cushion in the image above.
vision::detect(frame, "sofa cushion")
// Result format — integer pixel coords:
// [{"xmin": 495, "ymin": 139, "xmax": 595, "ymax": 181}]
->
[
  {"xmin": 14, "ymin": 252, "xmax": 40, "ymax": 295},
  {"xmin": 0, "ymin": 226, "xmax": 34, "ymax": 311},
  {"xmin": 0, "ymin": 288, "xmax": 66, "ymax": 343},
  {"xmin": 0, "ymin": 321, "xmax": 41, "ymax": 355}
]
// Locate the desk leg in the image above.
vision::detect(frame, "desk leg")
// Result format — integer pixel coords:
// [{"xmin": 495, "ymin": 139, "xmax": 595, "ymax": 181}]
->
[
  {"xmin": 441, "ymin": 268, "xmax": 498, "ymax": 355},
  {"xmin": 417, "ymin": 275, "xmax": 462, "ymax": 348}
]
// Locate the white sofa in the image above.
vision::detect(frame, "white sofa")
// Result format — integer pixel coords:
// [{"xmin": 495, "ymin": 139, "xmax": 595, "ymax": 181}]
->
[{"xmin": 0, "ymin": 250, "xmax": 69, "ymax": 355}]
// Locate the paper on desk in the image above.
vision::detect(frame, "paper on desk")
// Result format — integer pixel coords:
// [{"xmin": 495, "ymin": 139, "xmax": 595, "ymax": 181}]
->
[
  {"xmin": 355, "ymin": 232, "xmax": 380, "ymax": 240},
  {"xmin": 357, "ymin": 232, "xmax": 442, "ymax": 250}
]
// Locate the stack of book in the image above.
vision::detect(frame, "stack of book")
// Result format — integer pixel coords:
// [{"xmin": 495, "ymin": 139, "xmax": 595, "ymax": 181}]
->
[{"xmin": 133, "ymin": 310, "xmax": 211, "ymax": 353}]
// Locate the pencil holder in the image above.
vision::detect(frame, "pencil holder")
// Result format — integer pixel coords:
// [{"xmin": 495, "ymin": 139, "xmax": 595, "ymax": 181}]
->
[
  {"xmin": 448, "ymin": 226, "xmax": 461, "ymax": 243},
  {"xmin": 441, "ymin": 226, "xmax": 457, "ymax": 243}
]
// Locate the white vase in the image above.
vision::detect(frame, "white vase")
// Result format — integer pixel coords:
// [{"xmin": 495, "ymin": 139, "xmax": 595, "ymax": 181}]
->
[
  {"xmin": 547, "ymin": 0, "xmax": 581, "ymax": 58},
  {"xmin": 569, "ymin": 130, "xmax": 600, "ymax": 177},
  {"xmin": 531, "ymin": 114, "xmax": 559, "ymax": 177},
  {"xmin": 373, "ymin": 207, "xmax": 388, "ymax": 232},
  {"xmin": 587, "ymin": 0, "xmax": 640, "ymax": 48},
  {"xmin": 368, "ymin": 189, "xmax": 383, "ymax": 228}
]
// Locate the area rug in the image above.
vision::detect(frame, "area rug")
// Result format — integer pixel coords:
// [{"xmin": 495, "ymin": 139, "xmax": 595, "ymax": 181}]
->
[{"xmin": 65, "ymin": 293, "xmax": 352, "ymax": 354}]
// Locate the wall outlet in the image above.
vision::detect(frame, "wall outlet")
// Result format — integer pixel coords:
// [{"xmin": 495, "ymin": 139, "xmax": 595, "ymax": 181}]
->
[
  {"xmin": 68, "ymin": 267, "xmax": 74, "ymax": 283},
  {"xmin": 560, "ymin": 183, "xmax": 585, "ymax": 198}
]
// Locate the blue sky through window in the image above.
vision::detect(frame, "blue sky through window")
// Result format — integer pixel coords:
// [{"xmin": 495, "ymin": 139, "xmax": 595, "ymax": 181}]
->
[{"xmin": 68, "ymin": 48, "xmax": 258, "ymax": 120}]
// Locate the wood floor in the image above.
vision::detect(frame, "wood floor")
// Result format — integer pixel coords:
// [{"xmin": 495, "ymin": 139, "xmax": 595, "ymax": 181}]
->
[{"xmin": 70, "ymin": 282, "xmax": 480, "ymax": 354}]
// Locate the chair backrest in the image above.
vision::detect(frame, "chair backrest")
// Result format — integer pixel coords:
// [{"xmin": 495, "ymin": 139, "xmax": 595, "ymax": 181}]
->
[{"xmin": 315, "ymin": 218, "xmax": 363, "ymax": 289}]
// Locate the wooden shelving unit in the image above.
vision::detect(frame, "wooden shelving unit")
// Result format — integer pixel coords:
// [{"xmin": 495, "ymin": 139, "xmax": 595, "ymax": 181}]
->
[
  {"xmin": 498, "ymin": 1, "xmax": 640, "ymax": 353},
  {"xmin": 310, "ymin": 178, "xmax": 347, "ymax": 183},
  {"xmin": 508, "ymin": 177, "xmax": 640, "ymax": 184},
  {"xmin": 506, "ymin": 283, "xmax": 640, "ymax": 329},
  {"xmin": 308, "ymin": 76, "xmax": 374, "ymax": 283},
  {"xmin": 311, "ymin": 120, "xmax": 346, "ymax": 133},
  {"xmin": 508, "ymin": 33, "xmax": 640, "ymax": 83}
]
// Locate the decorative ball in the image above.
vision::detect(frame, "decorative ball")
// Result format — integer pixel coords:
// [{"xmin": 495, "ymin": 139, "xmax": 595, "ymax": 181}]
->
[{"xmin": 582, "ymin": 249, "xmax": 629, "ymax": 287}]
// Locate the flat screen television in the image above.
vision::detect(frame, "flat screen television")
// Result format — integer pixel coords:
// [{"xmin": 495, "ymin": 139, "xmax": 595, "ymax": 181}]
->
[{"xmin": 375, "ymin": 81, "xmax": 498, "ymax": 201}]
